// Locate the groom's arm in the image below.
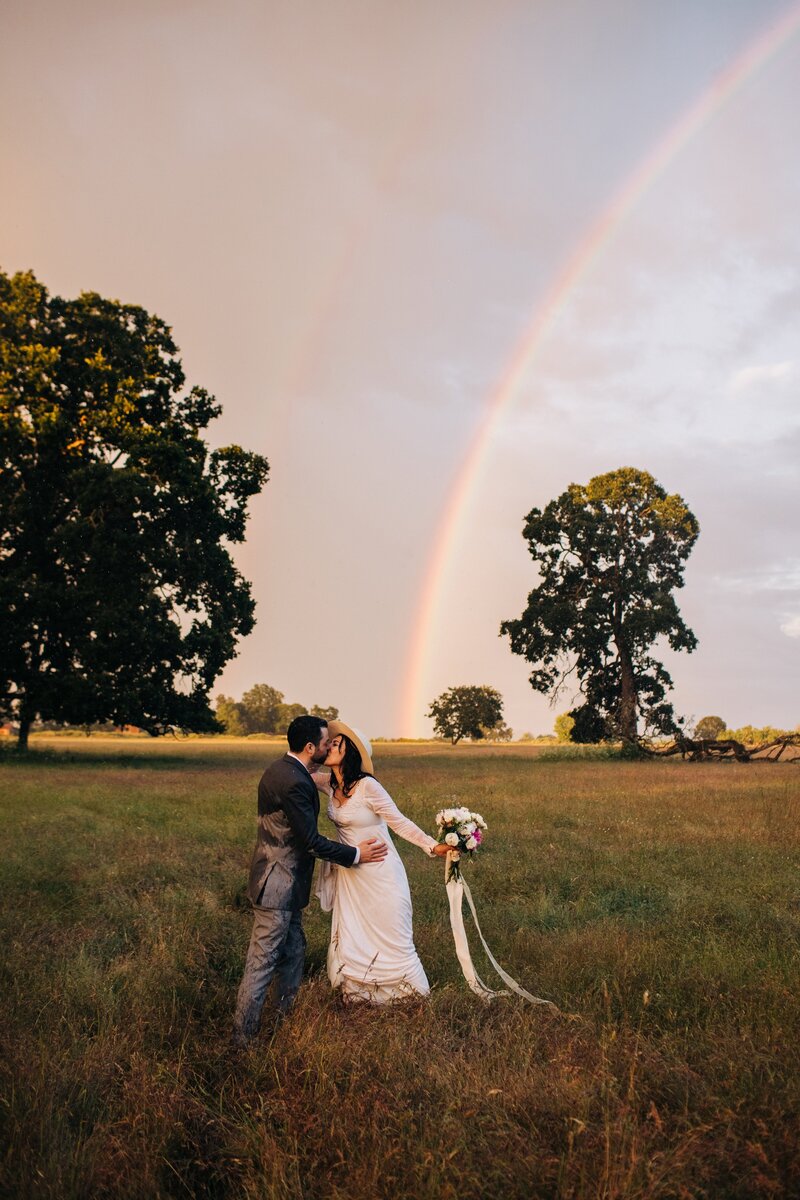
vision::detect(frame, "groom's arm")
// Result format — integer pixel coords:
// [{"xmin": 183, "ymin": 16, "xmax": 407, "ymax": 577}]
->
[{"xmin": 283, "ymin": 779, "xmax": 358, "ymax": 868}]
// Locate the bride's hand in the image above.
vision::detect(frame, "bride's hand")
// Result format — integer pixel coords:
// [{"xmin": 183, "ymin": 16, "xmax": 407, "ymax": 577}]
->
[{"xmin": 430, "ymin": 843, "xmax": 451, "ymax": 857}]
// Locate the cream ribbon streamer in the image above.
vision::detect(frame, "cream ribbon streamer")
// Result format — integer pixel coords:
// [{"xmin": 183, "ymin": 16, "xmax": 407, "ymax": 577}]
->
[
  {"xmin": 445, "ymin": 851, "xmax": 557, "ymax": 1008},
  {"xmin": 315, "ymin": 860, "xmax": 336, "ymax": 912}
]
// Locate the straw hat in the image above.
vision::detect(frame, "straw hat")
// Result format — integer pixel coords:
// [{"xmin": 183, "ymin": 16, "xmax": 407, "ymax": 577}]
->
[{"xmin": 327, "ymin": 720, "xmax": 374, "ymax": 775}]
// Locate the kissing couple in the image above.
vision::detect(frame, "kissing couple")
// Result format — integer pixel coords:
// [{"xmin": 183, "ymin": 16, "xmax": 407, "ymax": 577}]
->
[{"xmin": 233, "ymin": 714, "xmax": 450, "ymax": 1044}]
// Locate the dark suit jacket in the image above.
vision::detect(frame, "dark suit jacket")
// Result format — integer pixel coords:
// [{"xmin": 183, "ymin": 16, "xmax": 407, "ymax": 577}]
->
[{"xmin": 246, "ymin": 753, "xmax": 358, "ymax": 910}]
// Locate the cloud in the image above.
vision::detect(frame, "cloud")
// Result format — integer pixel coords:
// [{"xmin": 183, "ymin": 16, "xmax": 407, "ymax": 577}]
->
[
  {"xmin": 715, "ymin": 562, "xmax": 800, "ymax": 595},
  {"xmin": 729, "ymin": 361, "xmax": 796, "ymax": 393},
  {"xmin": 780, "ymin": 614, "xmax": 800, "ymax": 639}
]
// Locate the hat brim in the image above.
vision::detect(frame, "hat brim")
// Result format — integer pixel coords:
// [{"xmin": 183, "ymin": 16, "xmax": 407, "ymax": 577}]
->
[{"xmin": 327, "ymin": 720, "xmax": 374, "ymax": 775}]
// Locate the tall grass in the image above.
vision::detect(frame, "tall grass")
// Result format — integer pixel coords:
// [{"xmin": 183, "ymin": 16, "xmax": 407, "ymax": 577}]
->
[{"xmin": 1, "ymin": 740, "xmax": 798, "ymax": 1198}]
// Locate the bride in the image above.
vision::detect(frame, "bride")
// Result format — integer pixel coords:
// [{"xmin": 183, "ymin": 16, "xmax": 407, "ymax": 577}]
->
[{"xmin": 312, "ymin": 720, "xmax": 449, "ymax": 1002}]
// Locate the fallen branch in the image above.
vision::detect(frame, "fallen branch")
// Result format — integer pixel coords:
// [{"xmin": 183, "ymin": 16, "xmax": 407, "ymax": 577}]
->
[{"xmin": 643, "ymin": 734, "xmax": 800, "ymax": 763}]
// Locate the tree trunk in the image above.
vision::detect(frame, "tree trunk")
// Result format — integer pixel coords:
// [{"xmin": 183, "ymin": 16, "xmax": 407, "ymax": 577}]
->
[
  {"xmin": 611, "ymin": 590, "xmax": 638, "ymax": 743},
  {"xmin": 616, "ymin": 644, "xmax": 638, "ymax": 743},
  {"xmin": 16, "ymin": 711, "xmax": 31, "ymax": 752}
]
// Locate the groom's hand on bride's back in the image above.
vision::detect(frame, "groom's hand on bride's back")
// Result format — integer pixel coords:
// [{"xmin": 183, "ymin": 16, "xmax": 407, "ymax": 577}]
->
[{"xmin": 357, "ymin": 837, "xmax": 389, "ymax": 863}]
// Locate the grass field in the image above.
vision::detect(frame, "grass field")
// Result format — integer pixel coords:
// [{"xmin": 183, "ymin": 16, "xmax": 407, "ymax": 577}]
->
[{"xmin": 1, "ymin": 739, "xmax": 798, "ymax": 1199}]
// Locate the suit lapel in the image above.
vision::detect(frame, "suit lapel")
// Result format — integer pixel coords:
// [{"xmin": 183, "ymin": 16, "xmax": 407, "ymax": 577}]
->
[
  {"xmin": 284, "ymin": 754, "xmax": 318, "ymax": 814},
  {"xmin": 283, "ymin": 753, "xmax": 310, "ymax": 778}
]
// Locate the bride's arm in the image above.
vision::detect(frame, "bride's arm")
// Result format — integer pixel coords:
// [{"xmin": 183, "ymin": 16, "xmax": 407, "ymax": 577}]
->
[
  {"xmin": 364, "ymin": 777, "xmax": 442, "ymax": 855},
  {"xmin": 311, "ymin": 769, "xmax": 332, "ymax": 795}
]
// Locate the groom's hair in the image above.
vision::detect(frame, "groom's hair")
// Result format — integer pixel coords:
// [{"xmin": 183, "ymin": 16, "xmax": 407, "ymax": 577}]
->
[{"xmin": 287, "ymin": 714, "xmax": 327, "ymax": 752}]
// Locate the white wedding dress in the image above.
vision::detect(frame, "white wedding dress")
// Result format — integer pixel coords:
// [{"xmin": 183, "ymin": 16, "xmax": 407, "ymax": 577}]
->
[{"xmin": 315, "ymin": 775, "xmax": 437, "ymax": 1003}]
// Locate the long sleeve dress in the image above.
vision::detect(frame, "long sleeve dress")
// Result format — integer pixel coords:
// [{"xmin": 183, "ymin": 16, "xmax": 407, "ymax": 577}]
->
[{"xmin": 315, "ymin": 774, "xmax": 437, "ymax": 1003}]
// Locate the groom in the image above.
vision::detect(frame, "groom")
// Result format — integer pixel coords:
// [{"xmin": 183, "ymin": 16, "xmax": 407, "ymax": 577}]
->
[{"xmin": 233, "ymin": 714, "xmax": 387, "ymax": 1044}]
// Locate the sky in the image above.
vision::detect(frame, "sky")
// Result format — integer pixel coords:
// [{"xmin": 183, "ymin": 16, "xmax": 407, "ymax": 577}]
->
[{"xmin": 2, "ymin": 0, "xmax": 798, "ymax": 738}]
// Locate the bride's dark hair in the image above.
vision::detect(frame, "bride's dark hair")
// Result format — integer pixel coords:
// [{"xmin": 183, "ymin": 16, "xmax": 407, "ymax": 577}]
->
[{"xmin": 338, "ymin": 734, "xmax": 374, "ymax": 797}]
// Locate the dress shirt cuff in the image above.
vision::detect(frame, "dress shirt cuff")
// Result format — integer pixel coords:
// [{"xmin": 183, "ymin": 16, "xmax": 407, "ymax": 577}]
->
[{"xmin": 352, "ymin": 846, "xmax": 360, "ymax": 864}]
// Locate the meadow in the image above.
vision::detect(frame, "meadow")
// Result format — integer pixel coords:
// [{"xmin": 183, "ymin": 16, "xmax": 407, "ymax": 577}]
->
[{"xmin": 1, "ymin": 738, "xmax": 798, "ymax": 1199}]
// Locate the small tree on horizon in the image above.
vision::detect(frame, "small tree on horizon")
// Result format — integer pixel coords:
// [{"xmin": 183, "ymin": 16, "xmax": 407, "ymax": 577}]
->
[
  {"xmin": 427, "ymin": 685, "xmax": 505, "ymax": 745},
  {"xmin": 501, "ymin": 467, "xmax": 699, "ymax": 745},
  {"xmin": 693, "ymin": 715, "xmax": 726, "ymax": 741}
]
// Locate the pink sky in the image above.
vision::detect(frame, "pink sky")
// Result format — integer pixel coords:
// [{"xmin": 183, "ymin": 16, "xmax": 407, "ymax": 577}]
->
[{"xmin": 2, "ymin": 0, "xmax": 798, "ymax": 736}]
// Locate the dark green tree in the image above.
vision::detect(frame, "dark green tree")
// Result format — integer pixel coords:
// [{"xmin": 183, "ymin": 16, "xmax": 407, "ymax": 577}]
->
[
  {"xmin": 427, "ymin": 685, "xmax": 504, "ymax": 745},
  {"xmin": 566, "ymin": 703, "xmax": 609, "ymax": 744},
  {"xmin": 240, "ymin": 683, "xmax": 284, "ymax": 733},
  {"xmin": 0, "ymin": 269, "xmax": 269, "ymax": 749},
  {"xmin": 693, "ymin": 715, "xmax": 726, "ymax": 741},
  {"xmin": 500, "ymin": 467, "xmax": 699, "ymax": 744}
]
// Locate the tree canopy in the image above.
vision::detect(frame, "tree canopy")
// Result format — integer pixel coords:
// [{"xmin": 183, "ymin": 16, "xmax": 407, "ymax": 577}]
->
[
  {"xmin": 693, "ymin": 715, "xmax": 726, "ymax": 741},
  {"xmin": 0, "ymin": 269, "xmax": 269, "ymax": 748},
  {"xmin": 553, "ymin": 712, "xmax": 575, "ymax": 743},
  {"xmin": 427, "ymin": 685, "xmax": 505, "ymax": 744},
  {"xmin": 500, "ymin": 467, "xmax": 699, "ymax": 744},
  {"xmin": 240, "ymin": 683, "xmax": 284, "ymax": 733}
]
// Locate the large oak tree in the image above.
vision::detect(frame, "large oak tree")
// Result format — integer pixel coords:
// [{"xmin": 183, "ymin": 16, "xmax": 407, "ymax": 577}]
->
[
  {"xmin": 500, "ymin": 467, "xmax": 699, "ymax": 744},
  {"xmin": 1, "ymin": 269, "xmax": 269, "ymax": 748}
]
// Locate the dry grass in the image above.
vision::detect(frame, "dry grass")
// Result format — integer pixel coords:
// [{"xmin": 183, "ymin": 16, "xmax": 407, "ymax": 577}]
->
[{"xmin": 1, "ymin": 739, "xmax": 798, "ymax": 1198}]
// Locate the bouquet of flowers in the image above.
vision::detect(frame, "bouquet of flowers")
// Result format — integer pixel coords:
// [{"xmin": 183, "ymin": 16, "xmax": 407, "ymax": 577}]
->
[{"xmin": 434, "ymin": 806, "xmax": 487, "ymax": 880}]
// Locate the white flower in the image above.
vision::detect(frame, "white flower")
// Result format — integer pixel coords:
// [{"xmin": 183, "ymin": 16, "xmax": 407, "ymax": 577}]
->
[
  {"xmin": 465, "ymin": 836, "xmax": 478, "ymax": 850},
  {"xmin": 465, "ymin": 821, "xmax": 476, "ymax": 834},
  {"xmin": 445, "ymin": 832, "xmax": 460, "ymax": 846}
]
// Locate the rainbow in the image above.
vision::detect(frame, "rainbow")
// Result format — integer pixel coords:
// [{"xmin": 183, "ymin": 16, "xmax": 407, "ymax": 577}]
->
[{"xmin": 399, "ymin": 2, "xmax": 800, "ymax": 736}]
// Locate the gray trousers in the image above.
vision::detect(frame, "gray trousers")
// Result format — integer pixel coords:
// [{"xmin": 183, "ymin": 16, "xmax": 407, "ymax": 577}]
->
[{"xmin": 233, "ymin": 906, "xmax": 306, "ymax": 1040}]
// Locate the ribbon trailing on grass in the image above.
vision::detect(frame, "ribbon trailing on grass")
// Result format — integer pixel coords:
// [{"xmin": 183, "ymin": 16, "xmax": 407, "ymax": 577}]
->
[{"xmin": 445, "ymin": 851, "xmax": 557, "ymax": 1008}]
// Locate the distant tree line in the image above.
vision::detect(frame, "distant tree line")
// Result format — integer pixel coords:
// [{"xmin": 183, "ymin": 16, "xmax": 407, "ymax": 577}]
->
[
  {"xmin": 214, "ymin": 684, "xmax": 338, "ymax": 736},
  {"xmin": 686, "ymin": 716, "xmax": 795, "ymax": 745},
  {"xmin": 552, "ymin": 710, "xmax": 797, "ymax": 747}
]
